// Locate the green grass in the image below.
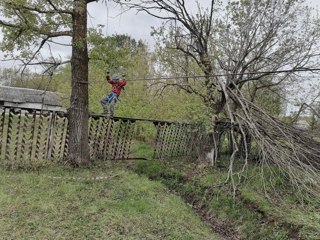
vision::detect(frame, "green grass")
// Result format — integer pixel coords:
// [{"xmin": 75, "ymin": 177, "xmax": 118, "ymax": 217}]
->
[
  {"xmin": 133, "ymin": 159, "xmax": 320, "ymax": 240},
  {"xmin": 130, "ymin": 141, "xmax": 155, "ymax": 159},
  {"xmin": 0, "ymin": 163, "xmax": 217, "ymax": 240},
  {"xmin": 1, "ymin": 155, "xmax": 319, "ymax": 240}
]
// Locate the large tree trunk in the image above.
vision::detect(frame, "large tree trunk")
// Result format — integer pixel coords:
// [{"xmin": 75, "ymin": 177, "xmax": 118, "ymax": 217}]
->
[{"xmin": 68, "ymin": 0, "xmax": 91, "ymax": 165}]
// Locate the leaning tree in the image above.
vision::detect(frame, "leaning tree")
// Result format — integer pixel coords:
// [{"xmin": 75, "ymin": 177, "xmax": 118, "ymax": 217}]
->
[
  {"xmin": 118, "ymin": 0, "xmax": 320, "ymax": 197},
  {"xmin": 0, "ymin": 0, "xmax": 114, "ymax": 166}
]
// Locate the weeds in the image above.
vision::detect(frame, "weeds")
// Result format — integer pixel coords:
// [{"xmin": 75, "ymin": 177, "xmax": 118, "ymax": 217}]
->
[{"xmin": 133, "ymin": 159, "xmax": 320, "ymax": 240}]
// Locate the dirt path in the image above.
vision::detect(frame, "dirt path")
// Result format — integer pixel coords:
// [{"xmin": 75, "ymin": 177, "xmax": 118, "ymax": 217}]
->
[{"xmin": 179, "ymin": 192, "xmax": 241, "ymax": 240}]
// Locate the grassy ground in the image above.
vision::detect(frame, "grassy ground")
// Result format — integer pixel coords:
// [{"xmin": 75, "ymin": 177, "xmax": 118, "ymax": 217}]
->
[
  {"xmin": 0, "ymin": 163, "xmax": 217, "ymax": 240},
  {"xmin": 133, "ymin": 158, "xmax": 320, "ymax": 240},
  {"xmin": 1, "ymin": 153, "xmax": 319, "ymax": 239}
]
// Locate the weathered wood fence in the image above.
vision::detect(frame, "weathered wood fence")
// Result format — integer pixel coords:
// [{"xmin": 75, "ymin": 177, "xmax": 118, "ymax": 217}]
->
[{"xmin": 0, "ymin": 107, "xmax": 205, "ymax": 164}]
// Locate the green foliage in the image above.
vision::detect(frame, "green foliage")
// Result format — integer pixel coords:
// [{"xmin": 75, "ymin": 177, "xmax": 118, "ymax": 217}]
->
[
  {"xmin": 130, "ymin": 141, "xmax": 155, "ymax": 160},
  {"xmin": 117, "ymin": 83, "xmax": 208, "ymax": 122},
  {"xmin": 0, "ymin": 0, "xmax": 72, "ymax": 59},
  {"xmin": 12, "ymin": 74, "xmax": 58, "ymax": 91},
  {"xmin": 243, "ymin": 80, "xmax": 283, "ymax": 116},
  {"xmin": 88, "ymin": 28, "xmax": 147, "ymax": 71},
  {"xmin": 135, "ymin": 160, "xmax": 183, "ymax": 183},
  {"xmin": 0, "ymin": 67, "xmax": 22, "ymax": 86},
  {"xmin": 0, "ymin": 66, "xmax": 59, "ymax": 91},
  {"xmin": 46, "ymin": 32, "xmax": 210, "ymax": 123},
  {"xmin": 2, "ymin": 18, "xmax": 209, "ymax": 123}
]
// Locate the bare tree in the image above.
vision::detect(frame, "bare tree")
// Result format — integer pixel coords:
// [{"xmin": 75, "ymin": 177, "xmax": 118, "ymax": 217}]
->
[
  {"xmin": 0, "ymin": 0, "xmax": 101, "ymax": 165},
  {"xmin": 119, "ymin": 0, "xmax": 320, "ymax": 197}
]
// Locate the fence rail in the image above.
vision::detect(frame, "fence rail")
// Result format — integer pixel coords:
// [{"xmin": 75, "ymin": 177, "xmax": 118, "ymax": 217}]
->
[{"xmin": 0, "ymin": 107, "xmax": 205, "ymax": 164}]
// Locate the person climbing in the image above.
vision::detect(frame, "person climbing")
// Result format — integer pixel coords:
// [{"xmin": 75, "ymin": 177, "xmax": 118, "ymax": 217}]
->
[{"xmin": 100, "ymin": 71, "xmax": 127, "ymax": 117}]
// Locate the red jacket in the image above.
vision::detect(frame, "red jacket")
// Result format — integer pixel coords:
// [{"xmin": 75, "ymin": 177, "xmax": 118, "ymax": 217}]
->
[{"xmin": 107, "ymin": 76, "xmax": 127, "ymax": 96}]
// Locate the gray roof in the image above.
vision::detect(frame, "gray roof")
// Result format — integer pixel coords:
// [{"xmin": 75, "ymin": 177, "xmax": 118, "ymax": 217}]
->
[{"xmin": 0, "ymin": 86, "xmax": 62, "ymax": 106}]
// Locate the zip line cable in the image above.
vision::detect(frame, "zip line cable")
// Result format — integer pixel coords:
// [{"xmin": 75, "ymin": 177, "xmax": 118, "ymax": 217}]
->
[
  {"xmin": 54, "ymin": 70, "xmax": 320, "ymax": 97},
  {"xmin": 43, "ymin": 67, "xmax": 320, "ymax": 98},
  {"xmin": 91, "ymin": 68, "xmax": 320, "ymax": 83}
]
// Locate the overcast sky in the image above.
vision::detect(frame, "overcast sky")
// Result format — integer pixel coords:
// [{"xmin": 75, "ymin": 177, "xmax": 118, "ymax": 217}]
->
[
  {"xmin": 87, "ymin": 0, "xmax": 214, "ymax": 47},
  {"xmin": 87, "ymin": 0, "xmax": 320, "ymax": 46},
  {"xmin": 0, "ymin": 0, "xmax": 319, "ymax": 70}
]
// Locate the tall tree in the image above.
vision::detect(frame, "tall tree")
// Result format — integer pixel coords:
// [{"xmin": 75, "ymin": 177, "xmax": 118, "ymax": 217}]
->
[
  {"xmin": 0, "ymin": 0, "xmax": 101, "ymax": 165},
  {"xmin": 68, "ymin": 0, "xmax": 90, "ymax": 165},
  {"xmin": 119, "ymin": 0, "xmax": 320, "ymax": 197}
]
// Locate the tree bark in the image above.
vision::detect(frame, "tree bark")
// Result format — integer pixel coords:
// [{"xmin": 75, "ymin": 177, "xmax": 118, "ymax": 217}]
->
[{"xmin": 68, "ymin": 0, "xmax": 91, "ymax": 165}]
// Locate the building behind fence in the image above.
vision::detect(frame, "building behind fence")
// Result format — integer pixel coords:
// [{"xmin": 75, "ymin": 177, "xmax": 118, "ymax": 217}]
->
[
  {"xmin": 0, "ymin": 86, "xmax": 65, "ymax": 111},
  {"xmin": 0, "ymin": 107, "xmax": 206, "ymax": 165}
]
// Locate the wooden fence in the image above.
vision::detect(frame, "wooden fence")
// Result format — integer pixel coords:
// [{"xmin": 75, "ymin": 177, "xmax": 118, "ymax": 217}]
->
[{"xmin": 0, "ymin": 107, "xmax": 205, "ymax": 164}]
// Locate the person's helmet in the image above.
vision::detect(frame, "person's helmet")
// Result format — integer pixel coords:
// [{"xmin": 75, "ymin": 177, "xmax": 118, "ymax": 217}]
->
[{"xmin": 112, "ymin": 74, "xmax": 121, "ymax": 80}]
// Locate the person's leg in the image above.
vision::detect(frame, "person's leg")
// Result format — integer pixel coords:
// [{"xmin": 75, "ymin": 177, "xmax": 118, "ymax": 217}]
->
[
  {"xmin": 109, "ymin": 97, "xmax": 117, "ymax": 117},
  {"xmin": 100, "ymin": 96, "xmax": 109, "ymax": 114}
]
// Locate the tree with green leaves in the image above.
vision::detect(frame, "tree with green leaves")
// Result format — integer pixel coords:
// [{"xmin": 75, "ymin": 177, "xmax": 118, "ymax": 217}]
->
[
  {"xmin": 0, "ymin": 0, "xmax": 104, "ymax": 166},
  {"xmin": 118, "ymin": 0, "xmax": 320, "ymax": 198}
]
